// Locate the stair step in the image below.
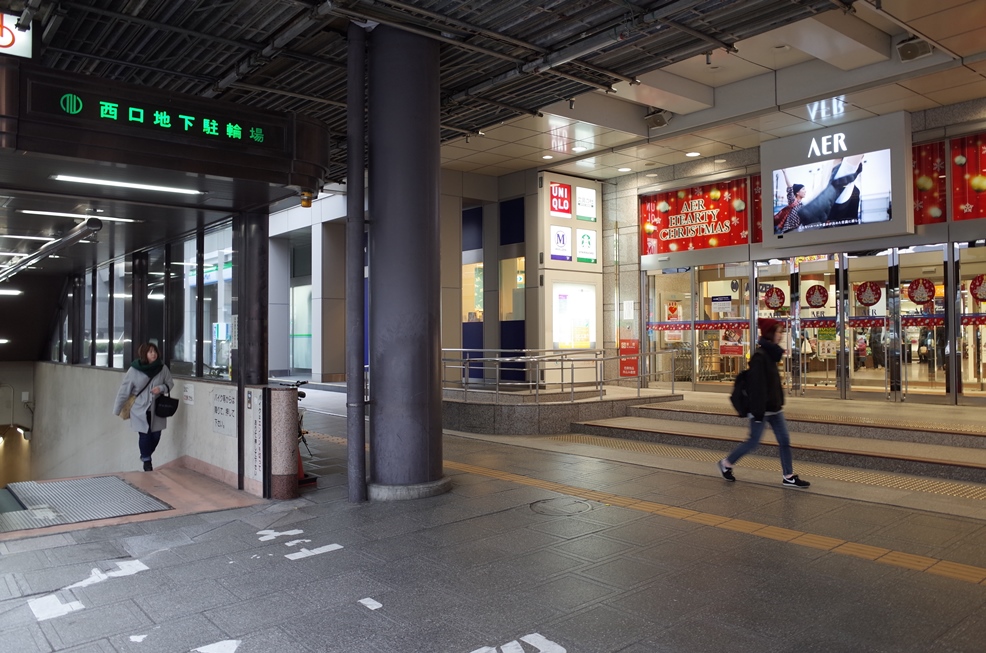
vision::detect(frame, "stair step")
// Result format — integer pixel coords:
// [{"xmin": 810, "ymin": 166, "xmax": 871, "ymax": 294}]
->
[{"xmin": 574, "ymin": 416, "xmax": 986, "ymax": 482}]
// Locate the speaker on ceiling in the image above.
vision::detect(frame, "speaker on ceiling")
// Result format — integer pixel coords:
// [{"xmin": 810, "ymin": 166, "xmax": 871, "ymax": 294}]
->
[
  {"xmin": 896, "ymin": 37, "xmax": 933, "ymax": 62},
  {"xmin": 645, "ymin": 109, "xmax": 671, "ymax": 129}
]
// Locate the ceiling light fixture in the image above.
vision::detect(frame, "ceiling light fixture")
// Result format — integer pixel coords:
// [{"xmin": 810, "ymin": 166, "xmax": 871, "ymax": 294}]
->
[
  {"xmin": 0, "ymin": 234, "xmax": 55, "ymax": 242},
  {"xmin": 51, "ymin": 175, "xmax": 204, "ymax": 195},
  {"xmin": 0, "ymin": 339, "xmax": 8, "ymax": 344},
  {"xmin": 571, "ymin": 146, "xmax": 588, "ymax": 153},
  {"xmin": 542, "ymin": 155, "xmax": 553, "ymax": 160},
  {"xmin": 714, "ymin": 158, "xmax": 727, "ymax": 163},
  {"xmin": 0, "ymin": 289, "xmax": 23, "ymax": 295},
  {"xmin": 0, "ymin": 252, "xmax": 29, "ymax": 258},
  {"xmin": 618, "ymin": 167, "xmax": 632, "ymax": 172},
  {"xmin": 645, "ymin": 173, "xmax": 659, "ymax": 178},
  {"xmin": 686, "ymin": 152, "xmax": 701, "ymax": 157},
  {"xmin": 19, "ymin": 210, "xmax": 136, "ymax": 223},
  {"xmin": 568, "ymin": 99, "xmax": 575, "ymax": 110}
]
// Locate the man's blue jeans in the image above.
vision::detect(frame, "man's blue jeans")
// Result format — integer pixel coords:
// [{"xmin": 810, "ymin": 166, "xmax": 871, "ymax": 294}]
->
[{"xmin": 726, "ymin": 412, "xmax": 793, "ymax": 476}]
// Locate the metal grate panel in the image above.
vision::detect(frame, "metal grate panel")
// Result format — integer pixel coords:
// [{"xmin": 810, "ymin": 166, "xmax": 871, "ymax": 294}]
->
[{"xmin": 0, "ymin": 476, "xmax": 171, "ymax": 533}]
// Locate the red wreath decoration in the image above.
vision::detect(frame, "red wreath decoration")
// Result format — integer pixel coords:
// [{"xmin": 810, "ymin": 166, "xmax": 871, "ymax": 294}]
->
[
  {"xmin": 855, "ymin": 281, "xmax": 882, "ymax": 307},
  {"xmin": 970, "ymin": 274, "xmax": 986, "ymax": 302},
  {"xmin": 906, "ymin": 277, "xmax": 936, "ymax": 304},
  {"xmin": 804, "ymin": 284, "xmax": 829, "ymax": 308},
  {"xmin": 764, "ymin": 286, "xmax": 786, "ymax": 309}
]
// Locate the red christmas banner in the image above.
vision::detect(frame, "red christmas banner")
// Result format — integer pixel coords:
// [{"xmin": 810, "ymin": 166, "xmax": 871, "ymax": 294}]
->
[
  {"xmin": 804, "ymin": 284, "xmax": 829, "ymax": 308},
  {"xmin": 902, "ymin": 316, "xmax": 945, "ymax": 327},
  {"xmin": 950, "ymin": 133, "xmax": 986, "ymax": 221},
  {"xmin": 912, "ymin": 141, "xmax": 946, "ymax": 225},
  {"xmin": 640, "ymin": 178, "xmax": 749, "ymax": 255},
  {"xmin": 854, "ymin": 281, "xmax": 882, "ymax": 306},
  {"xmin": 906, "ymin": 277, "xmax": 936, "ymax": 304},
  {"xmin": 847, "ymin": 317, "xmax": 887, "ymax": 328},
  {"xmin": 751, "ymin": 174, "xmax": 763, "ymax": 244}
]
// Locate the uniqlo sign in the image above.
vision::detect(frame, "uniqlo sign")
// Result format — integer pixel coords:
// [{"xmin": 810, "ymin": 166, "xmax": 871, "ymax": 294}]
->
[{"xmin": 550, "ymin": 182, "xmax": 572, "ymax": 218}]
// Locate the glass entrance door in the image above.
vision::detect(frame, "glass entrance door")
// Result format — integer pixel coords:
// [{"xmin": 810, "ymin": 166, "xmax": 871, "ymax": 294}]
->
[
  {"xmin": 846, "ymin": 252, "xmax": 895, "ymax": 400},
  {"xmin": 796, "ymin": 257, "xmax": 840, "ymax": 397},
  {"xmin": 898, "ymin": 245, "xmax": 949, "ymax": 403},
  {"xmin": 958, "ymin": 243, "xmax": 986, "ymax": 404}
]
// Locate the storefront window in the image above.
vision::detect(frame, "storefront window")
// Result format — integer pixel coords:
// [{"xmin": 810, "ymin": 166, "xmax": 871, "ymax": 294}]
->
[
  {"xmin": 94, "ymin": 264, "xmax": 111, "ymax": 366},
  {"xmin": 696, "ymin": 263, "xmax": 752, "ymax": 385},
  {"xmin": 171, "ymin": 237, "xmax": 196, "ymax": 375},
  {"xmin": 202, "ymin": 226, "xmax": 233, "ymax": 379},
  {"xmin": 462, "ymin": 262, "xmax": 484, "ymax": 322},
  {"xmin": 146, "ymin": 247, "xmax": 166, "ymax": 352},
  {"xmin": 290, "ymin": 283, "xmax": 312, "ymax": 370},
  {"xmin": 83, "ymin": 270, "xmax": 93, "ymax": 363},
  {"xmin": 958, "ymin": 242, "xmax": 986, "ymax": 399},
  {"xmin": 647, "ymin": 269, "xmax": 692, "ymax": 384},
  {"xmin": 113, "ymin": 259, "xmax": 131, "ymax": 367},
  {"xmin": 499, "ymin": 257, "xmax": 525, "ymax": 321}
]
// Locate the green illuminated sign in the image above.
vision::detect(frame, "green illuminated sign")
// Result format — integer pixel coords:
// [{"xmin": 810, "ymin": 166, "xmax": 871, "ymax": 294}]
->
[{"xmin": 36, "ymin": 83, "xmax": 283, "ymax": 150}]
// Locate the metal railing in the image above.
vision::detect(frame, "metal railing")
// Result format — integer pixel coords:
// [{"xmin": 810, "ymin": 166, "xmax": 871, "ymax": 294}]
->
[{"xmin": 441, "ymin": 348, "xmax": 678, "ymax": 404}]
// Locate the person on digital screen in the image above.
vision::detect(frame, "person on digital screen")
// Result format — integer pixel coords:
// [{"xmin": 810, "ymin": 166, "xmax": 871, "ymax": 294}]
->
[{"xmin": 775, "ymin": 156, "xmax": 865, "ymax": 234}]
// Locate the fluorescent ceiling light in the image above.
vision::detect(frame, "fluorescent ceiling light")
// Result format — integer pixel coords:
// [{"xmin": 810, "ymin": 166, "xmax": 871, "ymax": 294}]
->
[
  {"xmin": 617, "ymin": 167, "xmax": 632, "ymax": 172},
  {"xmin": 645, "ymin": 173, "xmax": 659, "ymax": 178},
  {"xmin": 0, "ymin": 234, "xmax": 55, "ymax": 242},
  {"xmin": 0, "ymin": 252, "xmax": 29, "ymax": 258},
  {"xmin": 0, "ymin": 339, "xmax": 8, "ymax": 344},
  {"xmin": 714, "ymin": 158, "xmax": 727, "ymax": 163},
  {"xmin": 52, "ymin": 175, "xmax": 204, "ymax": 195},
  {"xmin": 173, "ymin": 262, "xmax": 197, "ymax": 266},
  {"xmin": 0, "ymin": 289, "xmax": 23, "ymax": 295},
  {"xmin": 571, "ymin": 146, "xmax": 588, "ymax": 153},
  {"xmin": 542, "ymin": 155, "xmax": 553, "ymax": 160},
  {"xmin": 19, "ymin": 210, "xmax": 136, "ymax": 223},
  {"xmin": 685, "ymin": 152, "xmax": 701, "ymax": 157},
  {"xmin": 148, "ymin": 293, "xmax": 165, "ymax": 300}
]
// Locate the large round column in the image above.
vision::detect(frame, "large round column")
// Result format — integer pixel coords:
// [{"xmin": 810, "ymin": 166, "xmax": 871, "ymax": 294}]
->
[{"xmin": 367, "ymin": 25, "xmax": 449, "ymax": 499}]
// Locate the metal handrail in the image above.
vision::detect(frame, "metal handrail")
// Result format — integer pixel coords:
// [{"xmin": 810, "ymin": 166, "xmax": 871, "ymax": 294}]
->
[{"xmin": 441, "ymin": 348, "xmax": 677, "ymax": 404}]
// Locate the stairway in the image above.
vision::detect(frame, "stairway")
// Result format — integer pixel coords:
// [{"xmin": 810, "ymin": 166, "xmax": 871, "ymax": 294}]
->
[{"xmin": 572, "ymin": 395, "xmax": 986, "ymax": 483}]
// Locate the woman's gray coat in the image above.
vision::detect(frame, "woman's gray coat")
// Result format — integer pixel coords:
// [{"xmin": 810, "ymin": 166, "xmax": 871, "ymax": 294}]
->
[{"xmin": 113, "ymin": 365, "xmax": 175, "ymax": 433}]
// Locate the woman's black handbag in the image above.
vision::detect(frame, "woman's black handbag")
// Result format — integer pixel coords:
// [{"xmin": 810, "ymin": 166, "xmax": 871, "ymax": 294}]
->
[{"xmin": 154, "ymin": 392, "xmax": 180, "ymax": 418}]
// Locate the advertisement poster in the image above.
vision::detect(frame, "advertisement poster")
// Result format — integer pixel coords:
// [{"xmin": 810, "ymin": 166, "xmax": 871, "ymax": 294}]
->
[
  {"xmin": 913, "ymin": 141, "xmax": 946, "ymax": 225},
  {"xmin": 719, "ymin": 327, "xmax": 743, "ymax": 356},
  {"xmin": 950, "ymin": 133, "xmax": 986, "ymax": 221},
  {"xmin": 576, "ymin": 186, "xmax": 597, "ymax": 221},
  {"xmin": 619, "ymin": 339, "xmax": 639, "ymax": 376},
  {"xmin": 640, "ymin": 178, "xmax": 748, "ymax": 255},
  {"xmin": 817, "ymin": 327, "xmax": 837, "ymax": 358},
  {"xmin": 553, "ymin": 283, "xmax": 595, "ymax": 349},
  {"xmin": 665, "ymin": 301, "xmax": 683, "ymax": 342},
  {"xmin": 550, "ymin": 225, "xmax": 572, "ymax": 261},
  {"xmin": 550, "ymin": 182, "xmax": 573, "ymax": 219},
  {"xmin": 576, "ymin": 228, "xmax": 597, "ymax": 263}
]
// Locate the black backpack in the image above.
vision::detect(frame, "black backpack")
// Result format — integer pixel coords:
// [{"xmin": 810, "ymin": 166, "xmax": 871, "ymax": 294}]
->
[{"xmin": 729, "ymin": 352, "xmax": 759, "ymax": 417}]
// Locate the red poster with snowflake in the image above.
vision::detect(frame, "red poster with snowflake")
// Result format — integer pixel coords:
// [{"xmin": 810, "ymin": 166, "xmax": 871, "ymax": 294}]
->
[
  {"xmin": 751, "ymin": 174, "xmax": 763, "ymax": 244},
  {"xmin": 950, "ymin": 133, "xmax": 986, "ymax": 221},
  {"xmin": 640, "ymin": 178, "xmax": 749, "ymax": 254},
  {"xmin": 912, "ymin": 141, "xmax": 946, "ymax": 225}
]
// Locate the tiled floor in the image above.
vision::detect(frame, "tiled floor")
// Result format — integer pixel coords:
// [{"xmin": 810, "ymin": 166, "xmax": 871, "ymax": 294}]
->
[{"xmin": 2, "ymin": 388, "xmax": 986, "ymax": 652}]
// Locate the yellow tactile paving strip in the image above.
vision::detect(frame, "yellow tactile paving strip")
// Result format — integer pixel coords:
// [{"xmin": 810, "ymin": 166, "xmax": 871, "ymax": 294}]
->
[
  {"xmin": 442, "ymin": 459, "xmax": 986, "ymax": 586},
  {"xmin": 548, "ymin": 433, "xmax": 986, "ymax": 501},
  {"xmin": 308, "ymin": 432, "xmax": 986, "ymax": 586}
]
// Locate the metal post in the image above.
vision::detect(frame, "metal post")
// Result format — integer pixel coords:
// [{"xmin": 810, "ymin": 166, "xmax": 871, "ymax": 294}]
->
[{"xmin": 346, "ymin": 21, "xmax": 368, "ymax": 502}]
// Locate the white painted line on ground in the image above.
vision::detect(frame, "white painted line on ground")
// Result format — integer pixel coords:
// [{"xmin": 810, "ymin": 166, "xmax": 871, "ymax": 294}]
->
[
  {"xmin": 500, "ymin": 642, "xmax": 524, "ymax": 653},
  {"xmin": 284, "ymin": 539, "xmax": 311, "ymax": 547},
  {"xmin": 284, "ymin": 543, "xmax": 343, "ymax": 560},
  {"xmin": 130, "ymin": 635, "xmax": 147, "ymax": 642},
  {"xmin": 520, "ymin": 633, "xmax": 566, "ymax": 652},
  {"xmin": 28, "ymin": 594, "xmax": 85, "ymax": 621},
  {"xmin": 67, "ymin": 560, "xmax": 149, "ymax": 588},
  {"xmin": 469, "ymin": 648, "xmax": 496, "ymax": 653},
  {"xmin": 358, "ymin": 597, "xmax": 382, "ymax": 610},
  {"xmin": 193, "ymin": 641, "xmax": 241, "ymax": 653},
  {"xmin": 256, "ymin": 529, "xmax": 304, "ymax": 541}
]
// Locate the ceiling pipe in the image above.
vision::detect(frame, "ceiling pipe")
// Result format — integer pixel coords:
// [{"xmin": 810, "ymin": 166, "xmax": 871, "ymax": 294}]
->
[
  {"xmin": 15, "ymin": 0, "xmax": 43, "ymax": 31},
  {"xmin": 0, "ymin": 218, "xmax": 102, "ymax": 283},
  {"xmin": 450, "ymin": 0, "xmax": 737, "ymax": 103}
]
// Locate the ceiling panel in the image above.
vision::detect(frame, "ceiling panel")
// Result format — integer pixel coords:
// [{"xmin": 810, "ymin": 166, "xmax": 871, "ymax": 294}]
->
[{"xmin": 898, "ymin": 67, "xmax": 985, "ymax": 94}]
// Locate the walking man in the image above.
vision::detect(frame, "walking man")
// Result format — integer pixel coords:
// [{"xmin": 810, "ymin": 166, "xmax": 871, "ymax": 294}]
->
[{"xmin": 718, "ymin": 318, "xmax": 810, "ymax": 488}]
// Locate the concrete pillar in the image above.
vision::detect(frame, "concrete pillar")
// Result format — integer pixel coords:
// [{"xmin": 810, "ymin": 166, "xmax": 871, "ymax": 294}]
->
[
  {"xmin": 312, "ymin": 221, "xmax": 346, "ymax": 383},
  {"xmin": 367, "ymin": 25, "xmax": 450, "ymax": 499},
  {"xmin": 233, "ymin": 212, "xmax": 269, "ymax": 386},
  {"xmin": 269, "ymin": 387, "xmax": 300, "ymax": 499},
  {"xmin": 268, "ymin": 237, "xmax": 291, "ymax": 376}
]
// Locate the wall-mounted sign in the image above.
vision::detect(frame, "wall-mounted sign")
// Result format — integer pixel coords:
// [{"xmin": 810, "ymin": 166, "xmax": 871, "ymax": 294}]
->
[
  {"xmin": 576, "ymin": 186, "xmax": 597, "ymax": 221},
  {"xmin": 711, "ymin": 296, "xmax": 732, "ymax": 313},
  {"xmin": 549, "ymin": 225, "xmax": 571, "ymax": 261},
  {"xmin": 29, "ymin": 81, "xmax": 284, "ymax": 151},
  {"xmin": 619, "ymin": 339, "xmax": 639, "ymax": 376},
  {"xmin": 0, "ymin": 13, "xmax": 32, "ymax": 59},
  {"xmin": 855, "ymin": 281, "xmax": 882, "ymax": 307},
  {"xmin": 640, "ymin": 178, "xmax": 749, "ymax": 255},
  {"xmin": 549, "ymin": 182, "xmax": 572, "ymax": 219},
  {"xmin": 665, "ymin": 301, "xmax": 682, "ymax": 342},
  {"xmin": 764, "ymin": 287, "xmax": 786, "ymax": 309},
  {"xmin": 576, "ymin": 228, "xmax": 596, "ymax": 263},
  {"xmin": 907, "ymin": 277, "xmax": 936, "ymax": 304},
  {"xmin": 805, "ymin": 284, "xmax": 829, "ymax": 308}
]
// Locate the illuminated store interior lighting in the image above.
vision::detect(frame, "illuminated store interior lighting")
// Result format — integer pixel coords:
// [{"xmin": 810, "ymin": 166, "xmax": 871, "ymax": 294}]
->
[{"xmin": 51, "ymin": 175, "xmax": 204, "ymax": 195}]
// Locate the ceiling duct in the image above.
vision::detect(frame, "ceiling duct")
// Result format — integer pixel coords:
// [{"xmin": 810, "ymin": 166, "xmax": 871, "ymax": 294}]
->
[{"xmin": 645, "ymin": 109, "xmax": 672, "ymax": 129}]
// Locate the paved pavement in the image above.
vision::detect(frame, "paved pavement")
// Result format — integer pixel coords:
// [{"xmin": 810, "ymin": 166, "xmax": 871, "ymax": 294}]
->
[{"xmin": 1, "ymin": 389, "xmax": 986, "ymax": 652}]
